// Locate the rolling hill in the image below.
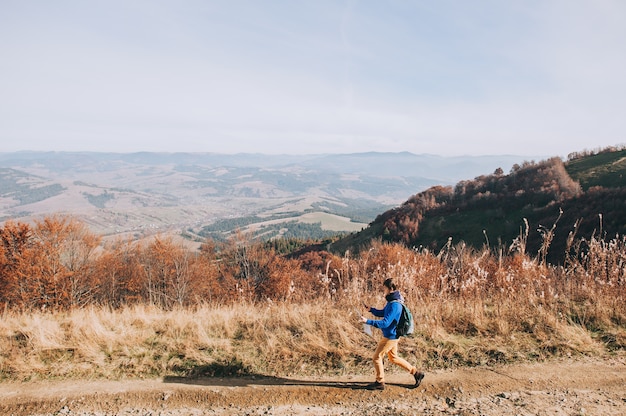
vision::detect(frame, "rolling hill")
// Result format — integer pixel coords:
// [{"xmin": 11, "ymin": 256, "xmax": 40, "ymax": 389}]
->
[{"xmin": 330, "ymin": 147, "xmax": 626, "ymax": 264}]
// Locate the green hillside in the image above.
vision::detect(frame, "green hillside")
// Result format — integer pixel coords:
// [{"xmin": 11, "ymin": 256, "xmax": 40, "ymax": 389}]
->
[
  {"xmin": 329, "ymin": 147, "xmax": 626, "ymax": 264},
  {"xmin": 565, "ymin": 148, "xmax": 626, "ymax": 190}
]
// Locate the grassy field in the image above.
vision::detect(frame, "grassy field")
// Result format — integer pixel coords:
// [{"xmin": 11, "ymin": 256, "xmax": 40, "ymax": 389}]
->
[{"xmin": 1, "ymin": 291, "xmax": 623, "ymax": 382}]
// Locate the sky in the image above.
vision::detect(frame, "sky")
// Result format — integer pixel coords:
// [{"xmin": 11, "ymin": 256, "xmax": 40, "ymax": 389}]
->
[{"xmin": 1, "ymin": 0, "xmax": 625, "ymax": 157}]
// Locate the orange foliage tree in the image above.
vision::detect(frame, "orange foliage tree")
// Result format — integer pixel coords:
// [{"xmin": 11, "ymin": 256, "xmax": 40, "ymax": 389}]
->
[
  {"xmin": 0, "ymin": 216, "xmax": 100, "ymax": 310},
  {"xmin": 93, "ymin": 238, "xmax": 144, "ymax": 308},
  {"xmin": 190, "ymin": 240, "xmax": 227, "ymax": 304},
  {"xmin": 0, "ymin": 221, "xmax": 34, "ymax": 309},
  {"xmin": 29, "ymin": 216, "xmax": 101, "ymax": 310},
  {"xmin": 139, "ymin": 237, "xmax": 195, "ymax": 309},
  {"xmin": 212, "ymin": 231, "xmax": 305, "ymax": 302}
]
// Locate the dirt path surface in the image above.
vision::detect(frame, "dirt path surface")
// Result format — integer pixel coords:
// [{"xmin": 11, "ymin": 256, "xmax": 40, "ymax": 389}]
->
[{"xmin": 1, "ymin": 356, "xmax": 625, "ymax": 415}]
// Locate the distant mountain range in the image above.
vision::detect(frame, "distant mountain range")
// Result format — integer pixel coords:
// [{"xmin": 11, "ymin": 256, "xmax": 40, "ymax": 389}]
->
[{"xmin": 0, "ymin": 151, "xmax": 534, "ymax": 242}]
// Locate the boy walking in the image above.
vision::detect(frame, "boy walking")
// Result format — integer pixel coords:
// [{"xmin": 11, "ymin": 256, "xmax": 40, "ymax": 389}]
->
[{"xmin": 361, "ymin": 278, "xmax": 425, "ymax": 390}]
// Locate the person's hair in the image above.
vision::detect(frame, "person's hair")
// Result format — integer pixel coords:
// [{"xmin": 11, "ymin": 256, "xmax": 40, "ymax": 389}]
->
[{"xmin": 383, "ymin": 278, "xmax": 397, "ymax": 291}]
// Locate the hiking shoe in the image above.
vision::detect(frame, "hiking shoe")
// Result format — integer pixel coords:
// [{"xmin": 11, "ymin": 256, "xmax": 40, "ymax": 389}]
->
[
  {"xmin": 366, "ymin": 381, "xmax": 385, "ymax": 390},
  {"xmin": 413, "ymin": 372, "xmax": 425, "ymax": 387}
]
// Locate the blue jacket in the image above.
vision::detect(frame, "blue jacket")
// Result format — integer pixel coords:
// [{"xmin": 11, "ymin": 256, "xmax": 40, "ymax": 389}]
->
[{"xmin": 366, "ymin": 291, "xmax": 403, "ymax": 340}]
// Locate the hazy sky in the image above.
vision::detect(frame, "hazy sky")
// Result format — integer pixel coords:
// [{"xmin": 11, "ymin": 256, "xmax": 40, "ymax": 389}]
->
[{"xmin": 1, "ymin": 1, "xmax": 624, "ymax": 156}]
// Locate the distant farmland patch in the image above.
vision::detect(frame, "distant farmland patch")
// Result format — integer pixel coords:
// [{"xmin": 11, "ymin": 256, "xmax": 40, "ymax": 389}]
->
[
  {"xmin": 199, "ymin": 211, "xmax": 367, "ymax": 242},
  {"xmin": 297, "ymin": 212, "xmax": 367, "ymax": 231}
]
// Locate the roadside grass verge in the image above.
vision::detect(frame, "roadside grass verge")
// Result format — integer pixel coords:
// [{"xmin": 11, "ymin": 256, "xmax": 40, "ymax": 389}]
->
[{"xmin": 1, "ymin": 298, "xmax": 623, "ymax": 382}]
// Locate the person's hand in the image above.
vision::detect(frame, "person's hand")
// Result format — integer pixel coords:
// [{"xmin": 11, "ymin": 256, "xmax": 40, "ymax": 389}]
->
[
  {"xmin": 363, "ymin": 303, "xmax": 369, "ymax": 311},
  {"xmin": 360, "ymin": 315, "xmax": 368, "ymax": 323}
]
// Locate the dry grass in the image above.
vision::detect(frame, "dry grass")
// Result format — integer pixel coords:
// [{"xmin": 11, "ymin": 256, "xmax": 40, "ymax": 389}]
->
[
  {"xmin": 0, "ymin": 303, "xmax": 372, "ymax": 381},
  {"xmin": 1, "ymin": 295, "xmax": 623, "ymax": 382}
]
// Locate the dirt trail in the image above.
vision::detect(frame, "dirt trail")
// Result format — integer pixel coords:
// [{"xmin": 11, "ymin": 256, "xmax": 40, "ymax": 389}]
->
[{"xmin": 1, "ymin": 356, "xmax": 625, "ymax": 415}]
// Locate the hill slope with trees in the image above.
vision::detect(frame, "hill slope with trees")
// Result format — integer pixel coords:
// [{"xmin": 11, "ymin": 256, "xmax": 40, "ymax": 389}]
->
[{"xmin": 330, "ymin": 147, "xmax": 626, "ymax": 263}]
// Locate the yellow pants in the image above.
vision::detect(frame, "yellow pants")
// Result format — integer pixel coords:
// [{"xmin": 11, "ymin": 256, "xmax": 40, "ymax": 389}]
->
[{"xmin": 373, "ymin": 337, "xmax": 417, "ymax": 383}]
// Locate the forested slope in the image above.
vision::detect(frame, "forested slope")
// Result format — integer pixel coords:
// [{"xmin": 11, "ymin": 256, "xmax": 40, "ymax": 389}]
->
[{"xmin": 331, "ymin": 147, "xmax": 626, "ymax": 263}]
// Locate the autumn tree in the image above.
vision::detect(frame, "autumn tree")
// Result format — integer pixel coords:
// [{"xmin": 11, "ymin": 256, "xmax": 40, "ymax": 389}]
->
[
  {"xmin": 29, "ymin": 216, "xmax": 101, "ymax": 310},
  {"xmin": 0, "ymin": 216, "xmax": 101, "ymax": 310},
  {"xmin": 0, "ymin": 221, "xmax": 33, "ymax": 309},
  {"xmin": 215, "ymin": 232, "xmax": 303, "ymax": 302},
  {"xmin": 295, "ymin": 250, "xmax": 343, "ymax": 299},
  {"xmin": 93, "ymin": 238, "xmax": 143, "ymax": 308},
  {"xmin": 140, "ymin": 236, "xmax": 195, "ymax": 309},
  {"xmin": 191, "ymin": 239, "xmax": 231, "ymax": 304},
  {"xmin": 56, "ymin": 218, "xmax": 101, "ymax": 307}
]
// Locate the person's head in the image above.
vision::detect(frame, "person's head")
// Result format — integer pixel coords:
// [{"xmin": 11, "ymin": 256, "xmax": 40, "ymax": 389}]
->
[{"xmin": 383, "ymin": 278, "xmax": 397, "ymax": 293}]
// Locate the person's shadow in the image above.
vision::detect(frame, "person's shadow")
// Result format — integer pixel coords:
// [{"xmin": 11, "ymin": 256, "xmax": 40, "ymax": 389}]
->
[
  {"xmin": 163, "ymin": 361, "xmax": 419, "ymax": 390},
  {"xmin": 163, "ymin": 363, "xmax": 418, "ymax": 390}
]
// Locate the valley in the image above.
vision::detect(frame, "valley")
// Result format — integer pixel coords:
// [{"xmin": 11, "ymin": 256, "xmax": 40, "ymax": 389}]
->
[{"xmin": 0, "ymin": 151, "xmax": 528, "ymax": 244}]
